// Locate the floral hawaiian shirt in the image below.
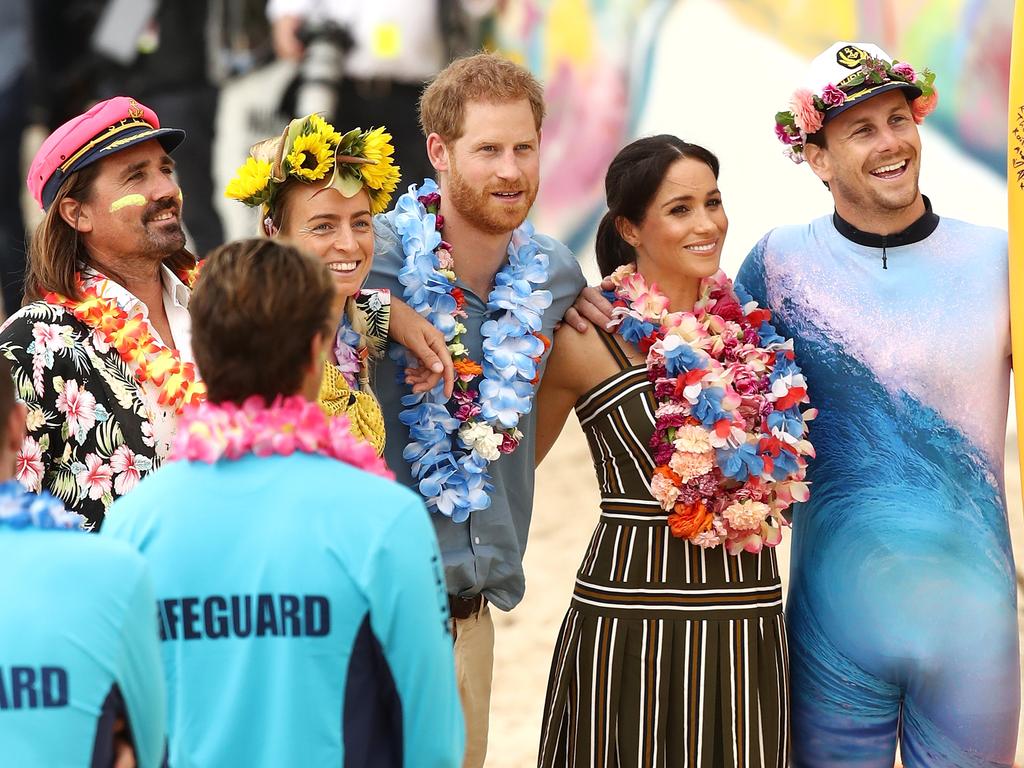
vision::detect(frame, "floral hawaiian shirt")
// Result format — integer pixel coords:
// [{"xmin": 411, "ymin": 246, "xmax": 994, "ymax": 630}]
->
[{"xmin": 0, "ymin": 269, "xmax": 191, "ymax": 530}]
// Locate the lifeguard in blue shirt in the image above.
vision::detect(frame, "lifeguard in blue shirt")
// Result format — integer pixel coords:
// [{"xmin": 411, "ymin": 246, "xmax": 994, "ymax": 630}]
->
[
  {"xmin": 102, "ymin": 239, "xmax": 464, "ymax": 768},
  {"xmin": 0, "ymin": 355, "xmax": 166, "ymax": 767}
]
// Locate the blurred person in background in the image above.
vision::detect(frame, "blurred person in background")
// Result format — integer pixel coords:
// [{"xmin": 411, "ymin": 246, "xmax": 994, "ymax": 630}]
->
[
  {"xmin": 0, "ymin": 0, "xmax": 30, "ymax": 314},
  {"xmin": 93, "ymin": 0, "xmax": 226, "ymax": 256},
  {"xmin": 268, "ymin": 0, "xmax": 496, "ymax": 189}
]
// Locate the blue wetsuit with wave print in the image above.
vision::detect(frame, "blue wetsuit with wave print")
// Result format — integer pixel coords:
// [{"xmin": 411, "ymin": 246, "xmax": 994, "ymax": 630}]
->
[{"xmin": 737, "ymin": 201, "xmax": 1019, "ymax": 768}]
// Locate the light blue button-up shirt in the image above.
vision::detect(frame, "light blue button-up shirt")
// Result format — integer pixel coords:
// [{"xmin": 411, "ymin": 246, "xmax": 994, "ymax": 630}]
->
[{"xmin": 367, "ymin": 210, "xmax": 585, "ymax": 611}]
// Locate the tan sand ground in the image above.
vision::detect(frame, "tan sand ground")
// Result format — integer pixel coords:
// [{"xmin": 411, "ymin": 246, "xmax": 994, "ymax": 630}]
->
[{"xmin": 487, "ymin": 420, "xmax": 1024, "ymax": 766}]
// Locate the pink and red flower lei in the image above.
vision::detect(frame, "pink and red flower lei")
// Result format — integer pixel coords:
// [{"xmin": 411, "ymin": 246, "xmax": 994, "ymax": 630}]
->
[
  {"xmin": 169, "ymin": 395, "xmax": 393, "ymax": 478},
  {"xmin": 607, "ymin": 265, "xmax": 816, "ymax": 555}
]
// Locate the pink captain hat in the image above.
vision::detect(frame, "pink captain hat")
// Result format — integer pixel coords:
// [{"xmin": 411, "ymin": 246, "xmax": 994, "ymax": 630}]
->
[{"xmin": 27, "ymin": 96, "xmax": 185, "ymax": 211}]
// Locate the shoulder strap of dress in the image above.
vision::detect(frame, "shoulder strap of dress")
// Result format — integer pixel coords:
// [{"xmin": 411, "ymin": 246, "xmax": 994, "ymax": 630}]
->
[{"xmin": 593, "ymin": 325, "xmax": 632, "ymax": 370}]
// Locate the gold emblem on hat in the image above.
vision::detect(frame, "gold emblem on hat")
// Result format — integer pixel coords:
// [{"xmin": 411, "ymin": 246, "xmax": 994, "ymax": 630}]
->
[
  {"xmin": 127, "ymin": 99, "xmax": 144, "ymax": 119},
  {"xmin": 837, "ymin": 46, "xmax": 868, "ymax": 69}
]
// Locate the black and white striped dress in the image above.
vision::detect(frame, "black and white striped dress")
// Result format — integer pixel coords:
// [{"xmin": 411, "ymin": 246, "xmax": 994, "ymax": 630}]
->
[{"xmin": 538, "ymin": 329, "xmax": 789, "ymax": 768}]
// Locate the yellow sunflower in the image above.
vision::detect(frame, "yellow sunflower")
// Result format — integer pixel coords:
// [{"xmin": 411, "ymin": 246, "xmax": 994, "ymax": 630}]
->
[
  {"xmin": 367, "ymin": 163, "xmax": 401, "ymax": 215},
  {"xmin": 359, "ymin": 127, "xmax": 398, "ymax": 188},
  {"xmin": 225, "ymin": 157, "xmax": 272, "ymax": 202},
  {"xmin": 286, "ymin": 133, "xmax": 335, "ymax": 181},
  {"xmin": 358, "ymin": 127, "xmax": 400, "ymax": 215},
  {"xmin": 308, "ymin": 114, "xmax": 342, "ymax": 145}
]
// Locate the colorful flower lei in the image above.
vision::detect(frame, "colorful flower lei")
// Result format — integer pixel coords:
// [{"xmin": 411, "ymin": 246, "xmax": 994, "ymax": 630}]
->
[
  {"xmin": 0, "ymin": 479, "xmax": 83, "ymax": 530},
  {"xmin": 394, "ymin": 179, "xmax": 552, "ymax": 521},
  {"xmin": 225, "ymin": 113, "xmax": 400, "ymax": 216},
  {"xmin": 607, "ymin": 265, "xmax": 816, "ymax": 555},
  {"xmin": 169, "ymin": 395, "xmax": 393, "ymax": 478},
  {"xmin": 775, "ymin": 53, "xmax": 937, "ymax": 164},
  {"xmin": 44, "ymin": 266, "xmax": 206, "ymax": 414},
  {"xmin": 333, "ymin": 313, "xmax": 369, "ymax": 389}
]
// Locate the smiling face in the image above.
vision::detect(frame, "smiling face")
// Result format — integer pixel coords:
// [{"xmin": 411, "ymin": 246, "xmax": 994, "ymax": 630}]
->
[
  {"xmin": 277, "ymin": 183, "xmax": 374, "ymax": 298},
  {"xmin": 69, "ymin": 140, "xmax": 185, "ymax": 262},
  {"xmin": 431, "ymin": 98, "xmax": 540, "ymax": 236},
  {"xmin": 621, "ymin": 156, "xmax": 727, "ymax": 286},
  {"xmin": 806, "ymin": 89, "xmax": 923, "ymax": 226}
]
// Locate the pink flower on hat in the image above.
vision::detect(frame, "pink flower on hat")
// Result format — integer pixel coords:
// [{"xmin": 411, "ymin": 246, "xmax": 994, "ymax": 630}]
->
[
  {"xmin": 774, "ymin": 123, "xmax": 800, "ymax": 146},
  {"xmin": 820, "ymin": 84, "xmax": 846, "ymax": 107},
  {"xmin": 789, "ymin": 89, "xmax": 823, "ymax": 135},
  {"xmin": 892, "ymin": 62, "xmax": 917, "ymax": 82},
  {"xmin": 911, "ymin": 89, "xmax": 938, "ymax": 124}
]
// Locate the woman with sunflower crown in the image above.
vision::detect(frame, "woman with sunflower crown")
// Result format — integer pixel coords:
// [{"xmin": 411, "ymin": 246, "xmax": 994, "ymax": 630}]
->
[{"xmin": 226, "ymin": 113, "xmax": 453, "ymax": 456}]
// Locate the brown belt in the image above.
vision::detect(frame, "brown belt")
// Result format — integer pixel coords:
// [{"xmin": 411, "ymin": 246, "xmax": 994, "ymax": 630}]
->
[{"xmin": 448, "ymin": 593, "xmax": 485, "ymax": 621}]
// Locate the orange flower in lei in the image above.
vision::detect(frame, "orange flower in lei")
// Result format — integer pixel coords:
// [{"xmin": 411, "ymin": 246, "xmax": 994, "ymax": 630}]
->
[
  {"xmin": 44, "ymin": 265, "xmax": 206, "ymax": 413},
  {"xmin": 668, "ymin": 499, "xmax": 714, "ymax": 539}
]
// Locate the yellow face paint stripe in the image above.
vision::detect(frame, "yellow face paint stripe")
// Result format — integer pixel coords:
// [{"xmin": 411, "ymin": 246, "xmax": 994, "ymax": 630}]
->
[{"xmin": 109, "ymin": 194, "xmax": 147, "ymax": 212}]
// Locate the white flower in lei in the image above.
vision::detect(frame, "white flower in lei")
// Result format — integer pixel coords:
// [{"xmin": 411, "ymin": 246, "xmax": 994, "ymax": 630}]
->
[{"xmin": 395, "ymin": 179, "xmax": 552, "ymax": 521}]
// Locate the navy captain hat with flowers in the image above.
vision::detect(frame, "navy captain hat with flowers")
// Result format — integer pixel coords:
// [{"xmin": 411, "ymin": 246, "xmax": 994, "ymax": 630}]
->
[{"xmin": 774, "ymin": 42, "xmax": 938, "ymax": 164}]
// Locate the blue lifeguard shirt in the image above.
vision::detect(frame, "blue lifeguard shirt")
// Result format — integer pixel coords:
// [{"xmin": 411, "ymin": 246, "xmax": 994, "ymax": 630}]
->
[
  {"xmin": 102, "ymin": 452, "xmax": 464, "ymax": 768},
  {"xmin": 0, "ymin": 481, "xmax": 165, "ymax": 768}
]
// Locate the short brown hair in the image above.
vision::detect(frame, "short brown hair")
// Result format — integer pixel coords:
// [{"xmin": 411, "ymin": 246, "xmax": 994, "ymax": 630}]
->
[
  {"xmin": 189, "ymin": 239, "xmax": 335, "ymax": 404},
  {"xmin": 419, "ymin": 52, "xmax": 546, "ymax": 142},
  {"xmin": 22, "ymin": 165, "xmax": 196, "ymax": 305}
]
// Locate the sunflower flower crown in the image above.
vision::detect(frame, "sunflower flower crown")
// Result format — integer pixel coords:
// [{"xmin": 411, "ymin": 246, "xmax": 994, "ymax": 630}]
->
[
  {"xmin": 775, "ymin": 49, "xmax": 938, "ymax": 164},
  {"xmin": 226, "ymin": 113, "xmax": 401, "ymax": 216}
]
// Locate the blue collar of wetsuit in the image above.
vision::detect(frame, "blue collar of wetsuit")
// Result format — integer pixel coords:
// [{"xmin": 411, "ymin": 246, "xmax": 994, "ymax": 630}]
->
[{"xmin": 831, "ymin": 195, "xmax": 940, "ymax": 248}]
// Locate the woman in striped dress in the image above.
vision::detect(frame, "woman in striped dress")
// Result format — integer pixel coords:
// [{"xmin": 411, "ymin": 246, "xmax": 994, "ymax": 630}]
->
[{"xmin": 535, "ymin": 136, "xmax": 789, "ymax": 767}]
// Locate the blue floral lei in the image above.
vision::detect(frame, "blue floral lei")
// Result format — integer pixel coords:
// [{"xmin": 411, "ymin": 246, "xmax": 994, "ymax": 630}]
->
[
  {"xmin": 394, "ymin": 179, "xmax": 552, "ymax": 521},
  {"xmin": 0, "ymin": 479, "xmax": 83, "ymax": 530}
]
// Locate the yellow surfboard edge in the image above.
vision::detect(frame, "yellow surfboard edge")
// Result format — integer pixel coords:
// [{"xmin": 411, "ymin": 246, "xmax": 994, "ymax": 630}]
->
[{"xmin": 1010, "ymin": 1, "xmax": 1024, "ymax": 493}]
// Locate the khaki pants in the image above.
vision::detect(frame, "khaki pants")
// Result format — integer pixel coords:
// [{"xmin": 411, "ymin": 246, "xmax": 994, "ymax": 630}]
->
[{"xmin": 451, "ymin": 602, "xmax": 495, "ymax": 768}]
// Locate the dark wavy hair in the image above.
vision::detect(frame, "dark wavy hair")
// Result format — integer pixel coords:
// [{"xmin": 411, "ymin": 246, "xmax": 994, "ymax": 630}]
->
[{"xmin": 595, "ymin": 135, "xmax": 720, "ymax": 277}]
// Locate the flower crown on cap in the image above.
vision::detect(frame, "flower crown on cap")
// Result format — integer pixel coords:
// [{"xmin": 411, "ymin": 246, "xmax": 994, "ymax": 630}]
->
[
  {"xmin": 774, "ymin": 49, "xmax": 938, "ymax": 164},
  {"xmin": 226, "ymin": 113, "xmax": 400, "ymax": 216}
]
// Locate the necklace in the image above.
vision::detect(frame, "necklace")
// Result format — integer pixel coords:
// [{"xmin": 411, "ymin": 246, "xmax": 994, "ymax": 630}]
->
[
  {"xmin": 394, "ymin": 179, "xmax": 551, "ymax": 520},
  {"xmin": 607, "ymin": 264, "xmax": 815, "ymax": 554},
  {"xmin": 0, "ymin": 479, "xmax": 82, "ymax": 530},
  {"xmin": 169, "ymin": 395, "xmax": 393, "ymax": 478},
  {"xmin": 44, "ymin": 266, "xmax": 206, "ymax": 413}
]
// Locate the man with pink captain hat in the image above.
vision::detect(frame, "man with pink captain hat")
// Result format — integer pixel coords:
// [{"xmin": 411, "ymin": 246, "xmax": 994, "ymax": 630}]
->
[{"xmin": 0, "ymin": 95, "xmax": 200, "ymax": 529}]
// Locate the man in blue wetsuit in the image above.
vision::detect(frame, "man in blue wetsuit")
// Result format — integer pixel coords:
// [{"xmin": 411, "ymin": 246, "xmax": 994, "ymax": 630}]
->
[
  {"xmin": 735, "ymin": 42, "xmax": 1019, "ymax": 767},
  {"xmin": 0, "ymin": 355, "xmax": 166, "ymax": 767},
  {"xmin": 102, "ymin": 239, "xmax": 464, "ymax": 767}
]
